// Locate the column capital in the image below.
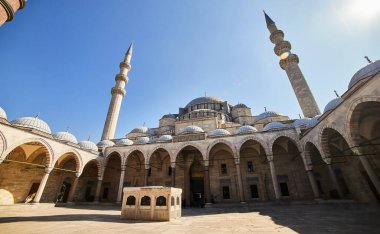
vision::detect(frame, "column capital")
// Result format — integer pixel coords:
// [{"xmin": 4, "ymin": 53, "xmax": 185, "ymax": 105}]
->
[
  {"xmin": 266, "ymin": 155, "xmax": 274, "ymax": 162},
  {"xmin": 98, "ymin": 176, "xmax": 103, "ymax": 181},
  {"xmin": 45, "ymin": 167, "xmax": 53, "ymax": 174},
  {"xmin": 170, "ymin": 162, "xmax": 176, "ymax": 168}
]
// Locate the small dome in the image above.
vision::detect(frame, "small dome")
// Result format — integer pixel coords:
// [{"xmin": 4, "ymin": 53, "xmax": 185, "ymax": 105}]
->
[
  {"xmin": 116, "ymin": 138, "xmax": 134, "ymax": 146},
  {"xmin": 208, "ymin": 129, "xmax": 231, "ymax": 137},
  {"xmin": 53, "ymin": 131, "xmax": 78, "ymax": 144},
  {"xmin": 349, "ymin": 60, "xmax": 380, "ymax": 89},
  {"xmin": 263, "ymin": 121, "xmax": 286, "ymax": 132},
  {"xmin": 162, "ymin": 114, "xmax": 176, "ymax": 119},
  {"xmin": 157, "ymin": 135, "xmax": 173, "ymax": 142},
  {"xmin": 185, "ymin": 96, "xmax": 225, "ymax": 107},
  {"xmin": 11, "ymin": 117, "xmax": 51, "ymax": 134},
  {"xmin": 291, "ymin": 118, "xmax": 311, "ymax": 129},
  {"xmin": 233, "ymin": 103, "xmax": 248, "ymax": 109},
  {"xmin": 179, "ymin": 125, "xmax": 204, "ymax": 134},
  {"xmin": 236, "ymin": 125, "xmax": 258, "ymax": 135},
  {"xmin": 130, "ymin": 126, "xmax": 148, "ymax": 134},
  {"xmin": 254, "ymin": 111, "xmax": 282, "ymax": 123},
  {"xmin": 324, "ymin": 97, "xmax": 343, "ymax": 113},
  {"xmin": 97, "ymin": 140, "xmax": 115, "ymax": 149},
  {"xmin": 0, "ymin": 107, "xmax": 7, "ymax": 120},
  {"xmin": 79, "ymin": 140, "xmax": 98, "ymax": 151},
  {"xmin": 135, "ymin": 136, "xmax": 150, "ymax": 144},
  {"xmin": 146, "ymin": 128, "xmax": 156, "ymax": 135},
  {"xmin": 306, "ymin": 115, "xmax": 321, "ymax": 128},
  {"xmin": 148, "ymin": 138, "xmax": 156, "ymax": 144}
]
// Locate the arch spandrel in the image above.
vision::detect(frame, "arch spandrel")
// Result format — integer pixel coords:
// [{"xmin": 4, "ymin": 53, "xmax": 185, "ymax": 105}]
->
[
  {"xmin": 173, "ymin": 142, "xmax": 206, "ymax": 163},
  {"xmin": 269, "ymin": 131, "xmax": 301, "ymax": 154},
  {"xmin": 81, "ymin": 158, "xmax": 102, "ymax": 178}
]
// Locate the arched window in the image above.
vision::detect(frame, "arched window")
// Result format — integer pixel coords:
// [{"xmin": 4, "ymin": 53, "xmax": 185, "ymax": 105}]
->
[
  {"xmin": 141, "ymin": 196, "xmax": 151, "ymax": 206},
  {"xmin": 171, "ymin": 196, "xmax": 175, "ymax": 206},
  {"xmin": 156, "ymin": 196, "xmax": 166, "ymax": 206},
  {"xmin": 176, "ymin": 197, "xmax": 180, "ymax": 205},
  {"xmin": 126, "ymin": 196, "xmax": 136, "ymax": 205}
]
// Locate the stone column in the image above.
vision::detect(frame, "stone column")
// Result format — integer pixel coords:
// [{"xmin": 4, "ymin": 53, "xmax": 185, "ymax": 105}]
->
[
  {"xmin": 33, "ymin": 167, "xmax": 53, "ymax": 203},
  {"xmin": 268, "ymin": 157, "xmax": 281, "ymax": 199},
  {"xmin": 117, "ymin": 165, "xmax": 126, "ymax": 203},
  {"xmin": 204, "ymin": 165, "xmax": 212, "ymax": 204},
  {"xmin": 358, "ymin": 155, "xmax": 380, "ymax": 195},
  {"xmin": 94, "ymin": 177, "xmax": 103, "ymax": 202},
  {"xmin": 184, "ymin": 165, "xmax": 191, "ymax": 207},
  {"xmin": 306, "ymin": 169, "xmax": 320, "ymax": 199},
  {"xmin": 144, "ymin": 168, "xmax": 149, "ymax": 186},
  {"xmin": 171, "ymin": 163, "xmax": 176, "ymax": 187},
  {"xmin": 235, "ymin": 163, "xmax": 245, "ymax": 203},
  {"xmin": 67, "ymin": 174, "xmax": 80, "ymax": 203},
  {"xmin": 327, "ymin": 163, "xmax": 344, "ymax": 198}
]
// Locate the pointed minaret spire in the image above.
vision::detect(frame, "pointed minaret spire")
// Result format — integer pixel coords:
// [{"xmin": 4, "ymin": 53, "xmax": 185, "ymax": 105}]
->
[
  {"xmin": 124, "ymin": 42, "xmax": 133, "ymax": 64},
  {"xmin": 264, "ymin": 13, "xmax": 320, "ymax": 118},
  {"xmin": 263, "ymin": 11, "xmax": 275, "ymax": 28},
  {"xmin": 101, "ymin": 43, "xmax": 133, "ymax": 140}
]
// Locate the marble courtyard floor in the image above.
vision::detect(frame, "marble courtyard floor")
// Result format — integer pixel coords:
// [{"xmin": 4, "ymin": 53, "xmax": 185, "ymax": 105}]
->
[{"xmin": 0, "ymin": 203, "xmax": 379, "ymax": 234}]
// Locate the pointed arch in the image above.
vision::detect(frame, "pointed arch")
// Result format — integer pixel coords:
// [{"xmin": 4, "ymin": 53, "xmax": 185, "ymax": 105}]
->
[
  {"xmin": 148, "ymin": 144, "xmax": 171, "ymax": 163},
  {"xmin": 237, "ymin": 135, "xmax": 269, "ymax": 156},
  {"xmin": 55, "ymin": 149, "xmax": 82, "ymax": 173},
  {"xmin": 206, "ymin": 139, "xmax": 236, "ymax": 161},
  {"xmin": 1, "ymin": 137, "xmax": 54, "ymax": 167},
  {"xmin": 82, "ymin": 159, "xmax": 102, "ymax": 177},
  {"xmin": 269, "ymin": 131, "xmax": 301, "ymax": 155},
  {"xmin": 0, "ymin": 130, "xmax": 6, "ymax": 159},
  {"xmin": 174, "ymin": 142, "xmax": 205, "ymax": 163}
]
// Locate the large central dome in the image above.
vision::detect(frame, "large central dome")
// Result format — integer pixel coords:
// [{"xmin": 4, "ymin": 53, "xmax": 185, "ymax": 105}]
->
[{"xmin": 185, "ymin": 96, "xmax": 225, "ymax": 107}]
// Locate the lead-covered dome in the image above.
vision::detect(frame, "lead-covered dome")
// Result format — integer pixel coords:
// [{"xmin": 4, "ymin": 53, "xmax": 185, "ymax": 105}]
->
[
  {"xmin": 53, "ymin": 131, "xmax": 78, "ymax": 144},
  {"xmin": 179, "ymin": 125, "xmax": 204, "ymax": 134},
  {"xmin": 161, "ymin": 114, "xmax": 176, "ymax": 119},
  {"xmin": 236, "ymin": 125, "xmax": 258, "ymax": 135},
  {"xmin": 97, "ymin": 140, "xmax": 115, "ymax": 149},
  {"xmin": 116, "ymin": 138, "xmax": 134, "ymax": 146},
  {"xmin": 185, "ymin": 96, "xmax": 225, "ymax": 107},
  {"xmin": 263, "ymin": 121, "xmax": 286, "ymax": 131},
  {"xmin": 79, "ymin": 140, "xmax": 98, "ymax": 151},
  {"xmin": 233, "ymin": 103, "xmax": 248, "ymax": 109},
  {"xmin": 157, "ymin": 135, "xmax": 173, "ymax": 142},
  {"xmin": 254, "ymin": 111, "xmax": 282, "ymax": 123},
  {"xmin": 291, "ymin": 118, "xmax": 311, "ymax": 129},
  {"xmin": 306, "ymin": 115, "xmax": 321, "ymax": 128},
  {"xmin": 11, "ymin": 117, "xmax": 51, "ymax": 134},
  {"xmin": 208, "ymin": 129, "xmax": 231, "ymax": 137},
  {"xmin": 130, "ymin": 126, "xmax": 148, "ymax": 134},
  {"xmin": 349, "ymin": 60, "xmax": 380, "ymax": 89},
  {"xmin": 135, "ymin": 136, "xmax": 150, "ymax": 144},
  {"xmin": 324, "ymin": 97, "xmax": 343, "ymax": 113},
  {"xmin": 0, "ymin": 107, "xmax": 7, "ymax": 120}
]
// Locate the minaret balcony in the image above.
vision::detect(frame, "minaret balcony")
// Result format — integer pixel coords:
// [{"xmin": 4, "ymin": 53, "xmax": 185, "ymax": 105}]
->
[
  {"xmin": 270, "ymin": 30, "xmax": 284, "ymax": 44},
  {"xmin": 279, "ymin": 54, "xmax": 299, "ymax": 70},
  {"xmin": 274, "ymin": 41, "xmax": 291, "ymax": 56},
  {"xmin": 115, "ymin": 74, "xmax": 128, "ymax": 82},
  {"xmin": 111, "ymin": 87, "xmax": 126, "ymax": 96},
  {"xmin": 119, "ymin": 62, "xmax": 131, "ymax": 70}
]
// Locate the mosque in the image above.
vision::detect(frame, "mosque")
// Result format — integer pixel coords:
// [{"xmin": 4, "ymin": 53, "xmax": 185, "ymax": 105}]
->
[{"xmin": 0, "ymin": 13, "xmax": 379, "ymax": 206}]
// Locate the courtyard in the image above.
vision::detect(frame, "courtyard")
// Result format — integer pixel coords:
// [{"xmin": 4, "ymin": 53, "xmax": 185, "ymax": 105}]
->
[{"xmin": 0, "ymin": 203, "xmax": 379, "ymax": 233}]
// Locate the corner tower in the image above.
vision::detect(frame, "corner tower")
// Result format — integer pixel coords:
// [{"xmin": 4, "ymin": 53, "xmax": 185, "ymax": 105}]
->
[
  {"xmin": 101, "ymin": 43, "xmax": 133, "ymax": 140},
  {"xmin": 264, "ymin": 12, "xmax": 320, "ymax": 118}
]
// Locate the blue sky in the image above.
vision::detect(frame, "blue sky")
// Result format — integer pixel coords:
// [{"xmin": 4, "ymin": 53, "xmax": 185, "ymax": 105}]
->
[{"xmin": 1, "ymin": 0, "xmax": 379, "ymax": 142}]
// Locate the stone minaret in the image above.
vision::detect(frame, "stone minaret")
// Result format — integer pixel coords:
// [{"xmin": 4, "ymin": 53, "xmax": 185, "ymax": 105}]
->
[
  {"xmin": 0, "ymin": 0, "xmax": 26, "ymax": 26},
  {"xmin": 101, "ymin": 43, "xmax": 133, "ymax": 140},
  {"xmin": 264, "ymin": 12, "xmax": 320, "ymax": 118}
]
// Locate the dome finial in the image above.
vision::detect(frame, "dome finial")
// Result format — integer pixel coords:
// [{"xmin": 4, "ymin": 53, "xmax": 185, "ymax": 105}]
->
[
  {"xmin": 299, "ymin": 114, "xmax": 302, "ymax": 119},
  {"xmin": 35, "ymin": 112, "xmax": 40, "ymax": 118},
  {"xmin": 88, "ymin": 135, "xmax": 91, "ymax": 141},
  {"xmin": 264, "ymin": 107, "xmax": 267, "ymax": 112},
  {"xmin": 66, "ymin": 126, "xmax": 70, "ymax": 133},
  {"xmin": 334, "ymin": 90, "xmax": 340, "ymax": 98},
  {"xmin": 143, "ymin": 122, "xmax": 146, "ymax": 127},
  {"xmin": 364, "ymin": 56, "xmax": 372, "ymax": 64}
]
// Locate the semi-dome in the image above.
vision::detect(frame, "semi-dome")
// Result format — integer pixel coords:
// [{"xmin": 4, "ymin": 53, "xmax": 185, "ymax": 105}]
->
[
  {"xmin": 135, "ymin": 136, "xmax": 150, "ymax": 144},
  {"xmin": 236, "ymin": 125, "xmax": 258, "ymax": 135},
  {"xmin": 254, "ymin": 111, "xmax": 282, "ymax": 123},
  {"xmin": 263, "ymin": 121, "xmax": 286, "ymax": 131},
  {"xmin": 116, "ymin": 138, "xmax": 134, "ymax": 146},
  {"xmin": 157, "ymin": 135, "xmax": 173, "ymax": 142},
  {"xmin": 179, "ymin": 125, "xmax": 204, "ymax": 134},
  {"xmin": 52, "ymin": 131, "xmax": 78, "ymax": 144},
  {"xmin": 291, "ymin": 118, "xmax": 311, "ymax": 128},
  {"xmin": 349, "ymin": 60, "xmax": 380, "ymax": 89},
  {"xmin": 11, "ymin": 117, "xmax": 51, "ymax": 134},
  {"xmin": 306, "ymin": 115, "xmax": 321, "ymax": 128},
  {"xmin": 130, "ymin": 126, "xmax": 148, "ymax": 134},
  {"xmin": 161, "ymin": 114, "xmax": 176, "ymax": 119},
  {"xmin": 185, "ymin": 96, "xmax": 225, "ymax": 107},
  {"xmin": 0, "ymin": 107, "xmax": 7, "ymax": 120},
  {"xmin": 323, "ymin": 97, "xmax": 343, "ymax": 113},
  {"xmin": 233, "ymin": 103, "xmax": 248, "ymax": 109},
  {"xmin": 79, "ymin": 140, "xmax": 98, "ymax": 151},
  {"xmin": 97, "ymin": 140, "xmax": 115, "ymax": 148},
  {"xmin": 208, "ymin": 129, "xmax": 231, "ymax": 137}
]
